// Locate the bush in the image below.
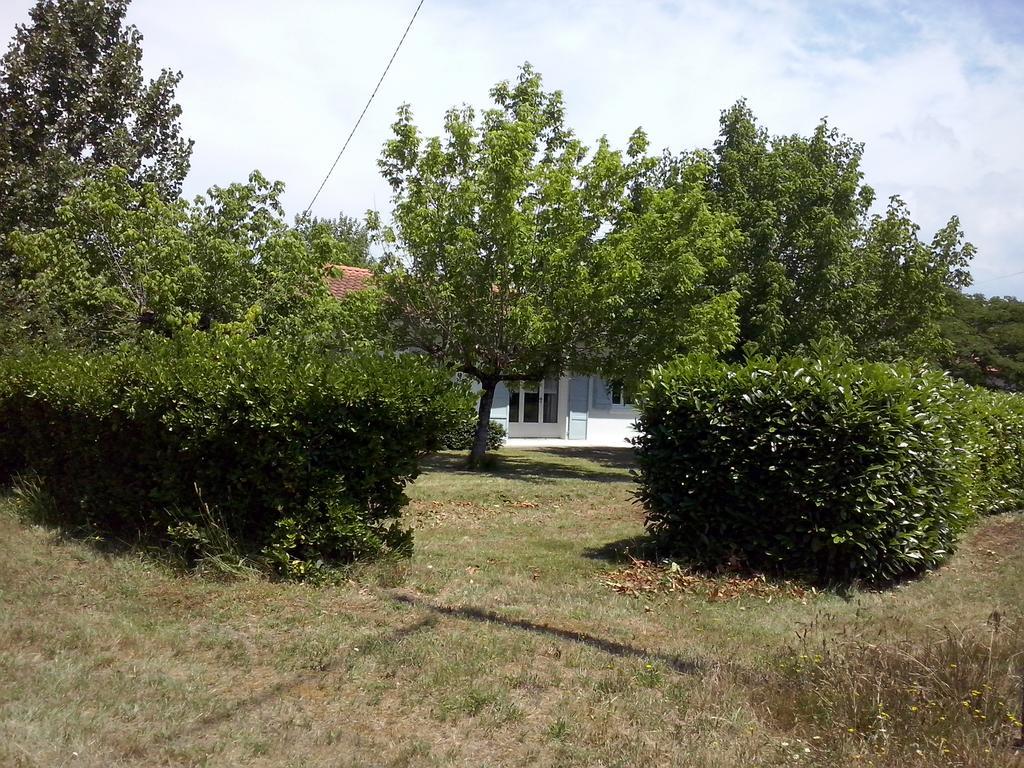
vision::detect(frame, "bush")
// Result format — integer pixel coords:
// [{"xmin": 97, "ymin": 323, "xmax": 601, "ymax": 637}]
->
[
  {"xmin": 949, "ymin": 386, "xmax": 1024, "ymax": 516},
  {"xmin": 441, "ymin": 415, "xmax": 507, "ymax": 452},
  {"xmin": 0, "ymin": 333, "xmax": 473, "ymax": 578},
  {"xmin": 635, "ymin": 355, "xmax": 993, "ymax": 584}
]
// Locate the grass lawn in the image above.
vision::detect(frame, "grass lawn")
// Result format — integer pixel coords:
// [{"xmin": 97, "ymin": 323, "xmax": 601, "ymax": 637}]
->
[{"xmin": 1, "ymin": 447, "xmax": 1022, "ymax": 767}]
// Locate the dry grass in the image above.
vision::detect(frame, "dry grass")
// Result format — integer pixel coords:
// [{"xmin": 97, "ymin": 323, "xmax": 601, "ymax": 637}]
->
[
  {"xmin": 760, "ymin": 616, "xmax": 1023, "ymax": 767},
  {"xmin": 1, "ymin": 447, "xmax": 1022, "ymax": 767}
]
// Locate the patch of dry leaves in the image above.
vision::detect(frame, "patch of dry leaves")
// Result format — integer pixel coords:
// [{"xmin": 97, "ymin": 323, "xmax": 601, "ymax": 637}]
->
[
  {"xmin": 601, "ymin": 557, "xmax": 818, "ymax": 603},
  {"xmin": 410, "ymin": 498, "xmax": 542, "ymax": 528}
]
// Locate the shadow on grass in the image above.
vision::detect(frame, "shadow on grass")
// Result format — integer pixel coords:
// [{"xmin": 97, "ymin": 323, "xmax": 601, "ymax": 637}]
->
[
  {"xmin": 424, "ymin": 447, "xmax": 635, "ymax": 484},
  {"xmin": 160, "ymin": 588, "xmax": 701, "ymax": 747},
  {"xmin": 529, "ymin": 446, "xmax": 637, "ymax": 470},
  {"xmin": 5, "ymin": 481, "xmax": 276, "ymax": 580},
  {"xmin": 5, "ymin": 482, "xmax": 151, "ymax": 559},
  {"xmin": 582, "ymin": 535, "xmax": 661, "ymax": 565},
  {"xmin": 168, "ymin": 615, "xmax": 439, "ymax": 741},
  {"xmin": 586, "ymin": 536, "xmax": 860, "ymax": 596},
  {"xmin": 389, "ymin": 591, "xmax": 702, "ymax": 675}
]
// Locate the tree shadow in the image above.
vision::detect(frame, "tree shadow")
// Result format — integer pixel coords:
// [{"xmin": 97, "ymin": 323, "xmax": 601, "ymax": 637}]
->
[
  {"xmin": 154, "ymin": 586, "xmax": 702, "ymax": 750},
  {"xmin": 156, "ymin": 614, "xmax": 439, "ymax": 746},
  {"xmin": 528, "ymin": 446, "xmax": 637, "ymax": 470},
  {"xmin": 423, "ymin": 448, "xmax": 634, "ymax": 484},
  {"xmin": 389, "ymin": 591, "xmax": 702, "ymax": 675},
  {"xmin": 582, "ymin": 535, "xmax": 661, "ymax": 564}
]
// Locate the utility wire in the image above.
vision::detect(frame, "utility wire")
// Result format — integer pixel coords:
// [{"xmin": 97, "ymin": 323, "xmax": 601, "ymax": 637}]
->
[
  {"xmin": 303, "ymin": 0, "xmax": 426, "ymax": 215},
  {"xmin": 972, "ymin": 268, "xmax": 1024, "ymax": 287}
]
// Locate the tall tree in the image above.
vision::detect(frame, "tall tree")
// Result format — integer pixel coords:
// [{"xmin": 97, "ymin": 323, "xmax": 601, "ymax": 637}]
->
[
  {"xmin": 373, "ymin": 65, "xmax": 738, "ymax": 463},
  {"xmin": 704, "ymin": 101, "xmax": 973, "ymax": 360},
  {"xmin": 707, "ymin": 100, "xmax": 874, "ymax": 355},
  {"xmin": 0, "ymin": 0, "xmax": 192, "ymax": 248}
]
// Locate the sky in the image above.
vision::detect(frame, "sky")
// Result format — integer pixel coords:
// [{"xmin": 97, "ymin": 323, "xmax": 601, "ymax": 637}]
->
[{"xmin": 2, "ymin": 0, "xmax": 1023, "ymax": 296}]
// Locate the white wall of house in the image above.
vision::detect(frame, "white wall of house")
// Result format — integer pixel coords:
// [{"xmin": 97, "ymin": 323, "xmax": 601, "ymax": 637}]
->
[
  {"xmin": 584, "ymin": 406, "xmax": 639, "ymax": 445},
  {"xmin": 470, "ymin": 374, "xmax": 638, "ymax": 446}
]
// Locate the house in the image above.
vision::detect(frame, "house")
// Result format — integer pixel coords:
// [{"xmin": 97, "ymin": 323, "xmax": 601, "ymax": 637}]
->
[
  {"xmin": 325, "ymin": 265, "xmax": 639, "ymax": 445},
  {"xmin": 485, "ymin": 378, "xmax": 638, "ymax": 445}
]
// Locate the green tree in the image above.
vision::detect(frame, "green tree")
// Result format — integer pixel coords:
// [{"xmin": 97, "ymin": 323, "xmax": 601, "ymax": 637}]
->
[
  {"xmin": 7, "ymin": 167, "xmax": 370, "ymax": 350},
  {"xmin": 942, "ymin": 292, "xmax": 1024, "ymax": 389},
  {"xmin": 372, "ymin": 65, "xmax": 738, "ymax": 463},
  {"xmin": 848, "ymin": 199, "xmax": 973, "ymax": 360},
  {"xmin": 707, "ymin": 100, "xmax": 874, "ymax": 354},
  {"xmin": 704, "ymin": 101, "xmax": 972, "ymax": 360},
  {"xmin": 596, "ymin": 152, "xmax": 740, "ymax": 383},
  {"xmin": 10, "ymin": 168, "xmax": 194, "ymax": 345},
  {"xmin": 0, "ymin": 0, "xmax": 192, "ymax": 248},
  {"xmin": 292, "ymin": 212, "xmax": 373, "ymax": 267}
]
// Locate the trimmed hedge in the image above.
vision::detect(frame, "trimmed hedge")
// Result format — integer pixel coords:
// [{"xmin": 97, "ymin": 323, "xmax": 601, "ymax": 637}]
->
[
  {"xmin": 0, "ymin": 334, "xmax": 473, "ymax": 578},
  {"xmin": 635, "ymin": 355, "xmax": 1024, "ymax": 584},
  {"xmin": 948, "ymin": 387, "xmax": 1024, "ymax": 516}
]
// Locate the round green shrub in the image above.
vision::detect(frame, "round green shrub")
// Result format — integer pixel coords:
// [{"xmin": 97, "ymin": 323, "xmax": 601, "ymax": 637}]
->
[{"xmin": 635, "ymin": 356, "xmax": 980, "ymax": 584}]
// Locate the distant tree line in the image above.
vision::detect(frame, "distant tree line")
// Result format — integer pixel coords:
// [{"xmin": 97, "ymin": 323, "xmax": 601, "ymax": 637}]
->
[{"xmin": 942, "ymin": 293, "xmax": 1024, "ymax": 390}]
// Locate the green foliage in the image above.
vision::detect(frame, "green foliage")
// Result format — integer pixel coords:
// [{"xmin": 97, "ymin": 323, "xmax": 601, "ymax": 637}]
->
[
  {"xmin": 0, "ymin": 334, "xmax": 472, "ymax": 578},
  {"xmin": 293, "ymin": 212, "xmax": 373, "ymax": 267},
  {"xmin": 702, "ymin": 101, "xmax": 972, "ymax": 360},
  {"xmin": 373, "ymin": 64, "xmax": 738, "ymax": 461},
  {"xmin": 942, "ymin": 292, "xmax": 1024, "ymax": 389},
  {"xmin": 5, "ymin": 167, "xmax": 373, "ymax": 352},
  {"xmin": 847, "ymin": 201, "xmax": 974, "ymax": 360},
  {"xmin": 596, "ymin": 152, "xmax": 741, "ymax": 383},
  {"xmin": 634, "ymin": 354, "xmax": 999, "ymax": 584},
  {"xmin": 442, "ymin": 417, "xmax": 507, "ymax": 452},
  {"xmin": 945, "ymin": 386, "xmax": 1024, "ymax": 516},
  {"xmin": 9, "ymin": 168, "xmax": 198, "ymax": 343},
  {"xmin": 0, "ymin": 0, "xmax": 192, "ymax": 244},
  {"xmin": 706, "ymin": 101, "xmax": 872, "ymax": 354}
]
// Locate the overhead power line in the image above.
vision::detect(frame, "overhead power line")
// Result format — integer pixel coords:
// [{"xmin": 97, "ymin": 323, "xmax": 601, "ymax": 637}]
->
[
  {"xmin": 303, "ymin": 0, "xmax": 426, "ymax": 215},
  {"xmin": 973, "ymin": 268, "xmax": 1024, "ymax": 287}
]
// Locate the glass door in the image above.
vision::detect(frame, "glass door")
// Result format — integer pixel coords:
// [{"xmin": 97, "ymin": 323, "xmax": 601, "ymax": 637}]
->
[{"xmin": 507, "ymin": 379, "xmax": 560, "ymax": 433}]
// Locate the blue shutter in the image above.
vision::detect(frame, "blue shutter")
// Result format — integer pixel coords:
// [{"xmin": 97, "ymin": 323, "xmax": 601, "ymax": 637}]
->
[
  {"xmin": 591, "ymin": 376, "xmax": 612, "ymax": 410},
  {"xmin": 489, "ymin": 381, "xmax": 510, "ymax": 431},
  {"xmin": 568, "ymin": 376, "xmax": 589, "ymax": 439}
]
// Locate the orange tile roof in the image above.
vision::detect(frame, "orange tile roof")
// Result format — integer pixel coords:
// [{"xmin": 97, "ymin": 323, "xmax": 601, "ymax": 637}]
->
[{"xmin": 324, "ymin": 265, "xmax": 373, "ymax": 298}]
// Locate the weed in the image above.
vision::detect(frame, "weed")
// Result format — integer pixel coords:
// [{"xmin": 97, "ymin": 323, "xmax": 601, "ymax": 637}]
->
[
  {"xmin": 760, "ymin": 616, "xmax": 1024, "ymax": 766},
  {"xmin": 548, "ymin": 717, "xmax": 571, "ymax": 741}
]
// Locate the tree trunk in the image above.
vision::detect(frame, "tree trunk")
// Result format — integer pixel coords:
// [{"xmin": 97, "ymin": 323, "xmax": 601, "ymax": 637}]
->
[{"xmin": 469, "ymin": 379, "xmax": 497, "ymax": 467}]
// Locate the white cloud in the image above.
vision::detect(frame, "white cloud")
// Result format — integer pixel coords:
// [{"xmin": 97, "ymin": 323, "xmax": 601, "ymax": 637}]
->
[{"xmin": 2, "ymin": 0, "xmax": 1022, "ymax": 294}]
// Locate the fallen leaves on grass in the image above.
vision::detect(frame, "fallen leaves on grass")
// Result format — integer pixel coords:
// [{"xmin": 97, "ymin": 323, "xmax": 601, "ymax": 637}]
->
[
  {"xmin": 602, "ymin": 558, "xmax": 817, "ymax": 603},
  {"xmin": 410, "ymin": 498, "xmax": 542, "ymax": 527},
  {"xmin": 409, "ymin": 500, "xmax": 488, "ymax": 527}
]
